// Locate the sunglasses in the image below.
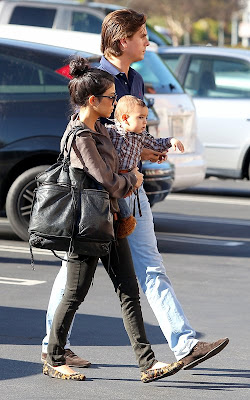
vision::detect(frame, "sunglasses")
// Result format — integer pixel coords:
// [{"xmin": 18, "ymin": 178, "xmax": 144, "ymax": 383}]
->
[{"xmin": 95, "ymin": 94, "xmax": 117, "ymax": 105}]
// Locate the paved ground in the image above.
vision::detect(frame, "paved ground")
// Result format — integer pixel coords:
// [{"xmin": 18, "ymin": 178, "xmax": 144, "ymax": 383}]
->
[{"xmin": 0, "ymin": 178, "xmax": 250, "ymax": 399}]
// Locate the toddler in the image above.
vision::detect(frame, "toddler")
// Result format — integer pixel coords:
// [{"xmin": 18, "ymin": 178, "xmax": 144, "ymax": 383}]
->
[{"xmin": 106, "ymin": 95, "xmax": 184, "ymax": 238}]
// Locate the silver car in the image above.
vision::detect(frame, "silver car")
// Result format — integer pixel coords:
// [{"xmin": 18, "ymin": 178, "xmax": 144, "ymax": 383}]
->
[
  {"xmin": 159, "ymin": 46, "xmax": 250, "ymax": 180},
  {"xmin": 0, "ymin": 0, "xmax": 170, "ymax": 46},
  {"xmin": 131, "ymin": 46, "xmax": 206, "ymax": 190}
]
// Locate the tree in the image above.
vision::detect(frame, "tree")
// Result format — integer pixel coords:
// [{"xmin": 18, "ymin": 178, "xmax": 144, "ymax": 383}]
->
[{"xmin": 91, "ymin": 0, "xmax": 246, "ymax": 45}]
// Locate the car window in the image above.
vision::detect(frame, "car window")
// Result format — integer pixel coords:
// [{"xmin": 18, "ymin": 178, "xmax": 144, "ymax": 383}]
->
[
  {"xmin": 146, "ymin": 26, "xmax": 170, "ymax": 46},
  {"xmin": 184, "ymin": 56, "xmax": 250, "ymax": 99},
  {"xmin": 160, "ymin": 53, "xmax": 182, "ymax": 73},
  {"xmin": 132, "ymin": 51, "xmax": 184, "ymax": 94},
  {"xmin": 183, "ymin": 58, "xmax": 203, "ymax": 96},
  {"xmin": 0, "ymin": 53, "xmax": 69, "ymax": 98},
  {"xmin": 9, "ymin": 6, "xmax": 56, "ymax": 28},
  {"xmin": 70, "ymin": 11, "xmax": 103, "ymax": 34}
]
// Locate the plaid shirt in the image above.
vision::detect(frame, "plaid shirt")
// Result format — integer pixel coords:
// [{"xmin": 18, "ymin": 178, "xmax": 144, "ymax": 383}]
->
[{"xmin": 106, "ymin": 121, "xmax": 172, "ymax": 171}]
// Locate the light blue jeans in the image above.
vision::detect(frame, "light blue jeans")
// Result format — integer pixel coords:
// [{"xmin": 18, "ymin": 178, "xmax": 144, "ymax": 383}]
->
[{"xmin": 42, "ymin": 186, "xmax": 198, "ymax": 360}]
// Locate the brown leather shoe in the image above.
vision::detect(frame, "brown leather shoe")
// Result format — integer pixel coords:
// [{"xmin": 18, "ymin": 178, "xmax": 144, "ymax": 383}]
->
[
  {"xmin": 41, "ymin": 349, "xmax": 91, "ymax": 368},
  {"xmin": 181, "ymin": 337, "xmax": 229, "ymax": 370}
]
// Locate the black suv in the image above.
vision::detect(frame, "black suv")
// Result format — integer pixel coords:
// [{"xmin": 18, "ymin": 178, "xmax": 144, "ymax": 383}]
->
[{"xmin": 0, "ymin": 38, "xmax": 174, "ymax": 241}]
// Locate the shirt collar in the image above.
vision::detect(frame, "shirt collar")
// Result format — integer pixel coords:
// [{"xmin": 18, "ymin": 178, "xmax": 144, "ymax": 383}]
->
[
  {"xmin": 100, "ymin": 56, "xmax": 121, "ymax": 76},
  {"xmin": 100, "ymin": 56, "xmax": 136, "ymax": 80},
  {"xmin": 114, "ymin": 120, "xmax": 125, "ymax": 132}
]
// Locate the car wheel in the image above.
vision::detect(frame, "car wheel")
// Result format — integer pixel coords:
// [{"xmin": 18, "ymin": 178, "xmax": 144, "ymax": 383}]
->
[{"xmin": 6, "ymin": 165, "xmax": 50, "ymax": 241}]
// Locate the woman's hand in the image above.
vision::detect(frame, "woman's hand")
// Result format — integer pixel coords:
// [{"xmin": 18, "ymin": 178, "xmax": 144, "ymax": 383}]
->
[
  {"xmin": 170, "ymin": 138, "xmax": 185, "ymax": 152},
  {"xmin": 132, "ymin": 167, "xmax": 144, "ymax": 189}
]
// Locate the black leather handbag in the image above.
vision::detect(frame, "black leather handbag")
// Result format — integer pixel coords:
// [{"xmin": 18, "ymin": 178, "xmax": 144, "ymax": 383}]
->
[{"xmin": 29, "ymin": 126, "xmax": 114, "ymax": 264}]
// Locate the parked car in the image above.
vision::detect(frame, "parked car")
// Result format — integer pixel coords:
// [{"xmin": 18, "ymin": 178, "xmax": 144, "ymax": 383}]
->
[
  {"xmin": 159, "ymin": 46, "xmax": 250, "ymax": 180},
  {"xmin": 0, "ymin": 37, "xmax": 174, "ymax": 240},
  {"xmin": 131, "ymin": 46, "xmax": 206, "ymax": 190},
  {"xmin": 0, "ymin": 25, "xmax": 206, "ymax": 191},
  {"xmin": 84, "ymin": 2, "xmax": 171, "ymax": 46},
  {"xmin": 0, "ymin": 0, "xmax": 171, "ymax": 46}
]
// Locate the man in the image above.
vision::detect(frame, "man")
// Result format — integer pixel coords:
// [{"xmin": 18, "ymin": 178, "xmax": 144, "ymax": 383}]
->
[{"xmin": 42, "ymin": 9, "xmax": 229, "ymax": 370}]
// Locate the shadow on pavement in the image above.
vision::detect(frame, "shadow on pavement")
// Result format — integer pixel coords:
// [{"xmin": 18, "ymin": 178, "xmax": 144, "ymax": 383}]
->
[
  {"xmin": 181, "ymin": 185, "xmax": 250, "ymax": 198},
  {"xmin": 157, "ymin": 239, "xmax": 250, "ymax": 258},
  {"xmin": 157, "ymin": 367, "xmax": 250, "ymax": 390},
  {"xmin": 76, "ymin": 367, "xmax": 250, "ymax": 389},
  {"xmin": 0, "ymin": 358, "xmax": 41, "ymax": 380},
  {"xmin": 192, "ymin": 367, "xmax": 250, "ymax": 379},
  {"xmin": 154, "ymin": 213, "xmax": 250, "ymax": 240},
  {"xmin": 0, "ymin": 306, "xmax": 204, "ymax": 347},
  {"xmin": 153, "ymin": 213, "xmax": 250, "ymax": 258}
]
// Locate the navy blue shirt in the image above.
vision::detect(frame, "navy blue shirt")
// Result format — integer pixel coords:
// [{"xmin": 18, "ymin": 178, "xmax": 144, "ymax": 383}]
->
[
  {"xmin": 99, "ymin": 56, "xmax": 145, "ymax": 170},
  {"xmin": 99, "ymin": 56, "xmax": 144, "ymax": 102}
]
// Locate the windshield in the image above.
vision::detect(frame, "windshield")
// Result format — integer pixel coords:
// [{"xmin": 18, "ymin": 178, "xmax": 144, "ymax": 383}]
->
[{"xmin": 132, "ymin": 51, "xmax": 184, "ymax": 94}]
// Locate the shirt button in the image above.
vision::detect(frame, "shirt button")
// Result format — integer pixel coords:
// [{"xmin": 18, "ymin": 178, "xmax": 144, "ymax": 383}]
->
[{"xmin": 124, "ymin": 82, "xmax": 127, "ymax": 85}]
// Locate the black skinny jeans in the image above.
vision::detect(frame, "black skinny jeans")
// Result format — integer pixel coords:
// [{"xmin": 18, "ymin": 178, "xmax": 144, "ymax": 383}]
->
[{"xmin": 47, "ymin": 238, "xmax": 156, "ymax": 372}]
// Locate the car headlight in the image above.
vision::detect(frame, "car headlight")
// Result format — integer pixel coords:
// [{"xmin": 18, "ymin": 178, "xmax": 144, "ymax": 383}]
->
[{"xmin": 143, "ymin": 167, "xmax": 173, "ymax": 176}]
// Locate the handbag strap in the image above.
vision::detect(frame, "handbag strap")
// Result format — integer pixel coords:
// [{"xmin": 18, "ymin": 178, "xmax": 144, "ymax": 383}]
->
[
  {"xmin": 57, "ymin": 126, "xmax": 84, "ymax": 164},
  {"xmin": 58, "ymin": 125, "xmax": 105, "ymax": 189},
  {"xmin": 57, "ymin": 125, "xmax": 110, "ymax": 193}
]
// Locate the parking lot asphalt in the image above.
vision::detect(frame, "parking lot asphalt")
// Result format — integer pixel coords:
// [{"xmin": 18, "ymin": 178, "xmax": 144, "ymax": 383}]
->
[{"xmin": 0, "ymin": 178, "xmax": 250, "ymax": 399}]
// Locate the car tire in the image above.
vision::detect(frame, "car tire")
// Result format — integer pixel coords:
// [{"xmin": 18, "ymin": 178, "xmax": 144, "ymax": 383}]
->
[{"xmin": 6, "ymin": 165, "xmax": 50, "ymax": 241}]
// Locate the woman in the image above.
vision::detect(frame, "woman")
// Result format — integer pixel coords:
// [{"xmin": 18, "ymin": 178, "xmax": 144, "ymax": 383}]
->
[{"xmin": 43, "ymin": 57, "xmax": 183, "ymax": 383}]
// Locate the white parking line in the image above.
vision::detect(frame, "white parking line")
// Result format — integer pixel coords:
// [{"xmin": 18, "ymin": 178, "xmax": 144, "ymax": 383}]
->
[
  {"xmin": 0, "ymin": 276, "xmax": 46, "ymax": 285},
  {"xmin": 0, "ymin": 236, "xmax": 243, "ymax": 259},
  {"xmin": 0, "ymin": 218, "xmax": 10, "ymax": 225},
  {"xmin": 0, "ymin": 244, "xmax": 64, "ymax": 256},
  {"xmin": 153, "ymin": 212, "xmax": 250, "ymax": 227},
  {"xmin": 168, "ymin": 194, "xmax": 250, "ymax": 206},
  {"xmin": 156, "ymin": 233, "xmax": 244, "ymax": 246}
]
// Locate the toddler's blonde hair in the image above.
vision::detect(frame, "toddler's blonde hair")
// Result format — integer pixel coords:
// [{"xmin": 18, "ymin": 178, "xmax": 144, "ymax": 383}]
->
[{"xmin": 114, "ymin": 95, "xmax": 147, "ymax": 122}]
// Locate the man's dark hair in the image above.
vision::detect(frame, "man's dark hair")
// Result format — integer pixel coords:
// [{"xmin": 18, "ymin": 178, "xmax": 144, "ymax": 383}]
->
[{"xmin": 101, "ymin": 9, "xmax": 146, "ymax": 57}]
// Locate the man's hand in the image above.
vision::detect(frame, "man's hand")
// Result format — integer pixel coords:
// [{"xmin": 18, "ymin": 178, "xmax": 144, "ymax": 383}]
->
[
  {"xmin": 141, "ymin": 148, "xmax": 168, "ymax": 164},
  {"xmin": 170, "ymin": 138, "xmax": 185, "ymax": 153}
]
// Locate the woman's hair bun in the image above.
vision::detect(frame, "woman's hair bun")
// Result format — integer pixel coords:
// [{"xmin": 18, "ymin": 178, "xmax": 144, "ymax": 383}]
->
[{"xmin": 69, "ymin": 57, "xmax": 90, "ymax": 78}]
